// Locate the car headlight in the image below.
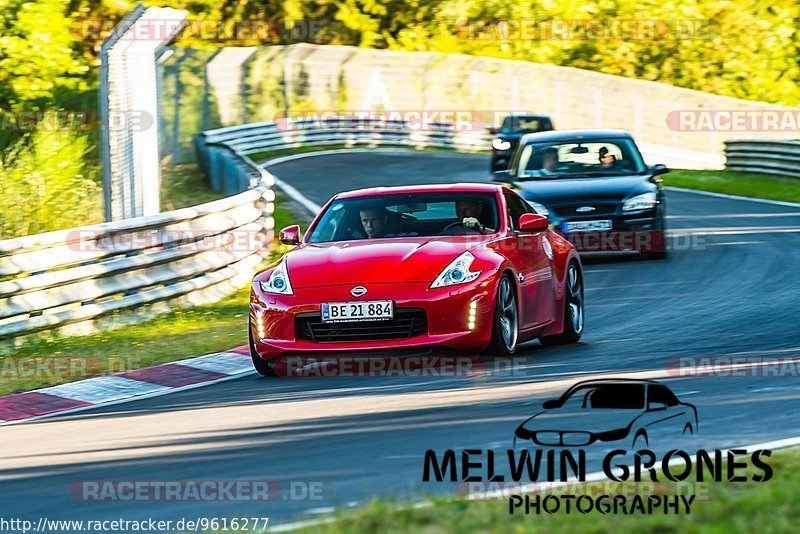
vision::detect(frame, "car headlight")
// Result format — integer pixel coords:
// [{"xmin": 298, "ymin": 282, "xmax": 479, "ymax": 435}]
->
[
  {"xmin": 622, "ymin": 192, "xmax": 657, "ymax": 212},
  {"xmin": 260, "ymin": 261, "xmax": 293, "ymax": 295},
  {"xmin": 431, "ymin": 251, "xmax": 481, "ymax": 288},
  {"xmin": 529, "ymin": 201, "xmax": 549, "ymax": 216},
  {"xmin": 492, "ymin": 138, "xmax": 512, "ymax": 151}
]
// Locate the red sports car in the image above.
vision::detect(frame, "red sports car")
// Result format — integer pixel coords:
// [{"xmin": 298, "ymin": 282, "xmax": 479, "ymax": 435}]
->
[{"xmin": 249, "ymin": 183, "xmax": 584, "ymax": 376}]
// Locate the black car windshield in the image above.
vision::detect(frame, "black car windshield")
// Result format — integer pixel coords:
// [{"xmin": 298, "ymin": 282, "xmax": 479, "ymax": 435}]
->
[
  {"xmin": 561, "ymin": 384, "xmax": 646, "ymax": 409},
  {"xmin": 501, "ymin": 115, "xmax": 550, "ymax": 133},
  {"xmin": 512, "ymin": 138, "xmax": 647, "ymax": 179},
  {"xmin": 307, "ymin": 192, "xmax": 500, "ymax": 243}
]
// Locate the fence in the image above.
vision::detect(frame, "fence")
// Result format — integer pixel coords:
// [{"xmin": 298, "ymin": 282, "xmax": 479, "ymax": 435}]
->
[
  {"xmin": 725, "ymin": 140, "xmax": 800, "ymax": 178},
  {"xmin": 100, "ymin": 4, "xmax": 188, "ymax": 220}
]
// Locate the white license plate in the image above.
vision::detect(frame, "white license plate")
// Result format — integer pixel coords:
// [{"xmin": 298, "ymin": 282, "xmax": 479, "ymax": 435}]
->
[
  {"xmin": 321, "ymin": 300, "xmax": 394, "ymax": 322},
  {"xmin": 562, "ymin": 220, "xmax": 613, "ymax": 233}
]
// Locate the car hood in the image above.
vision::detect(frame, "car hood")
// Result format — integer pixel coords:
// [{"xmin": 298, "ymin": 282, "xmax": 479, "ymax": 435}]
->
[
  {"xmin": 516, "ymin": 407, "xmax": 642, "ymax": 435},
  {"xmin": 514, "ymin": 175, "xmax": 654, "ymax": 206},
  {"xmin": 278, "ymin": 236, "xmax": 489, "ymax": 288}
]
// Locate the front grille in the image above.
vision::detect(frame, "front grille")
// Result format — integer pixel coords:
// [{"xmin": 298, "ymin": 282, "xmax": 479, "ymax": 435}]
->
[
  {"xmin": 296, "ymin": 308, "xmax": 428, "ymax": 343},
  {"xmin": 551, "ymin": 204, "xmax": 618, "ymax": 217},
  {"xmin": 533, "ymin": 431, "xmax": 593, "ymax": 446}
]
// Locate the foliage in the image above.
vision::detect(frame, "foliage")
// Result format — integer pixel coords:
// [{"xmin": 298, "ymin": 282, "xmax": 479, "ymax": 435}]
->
[{"xmin": 0, "ymin": 130, "xmax": 102, "ymax": 238}]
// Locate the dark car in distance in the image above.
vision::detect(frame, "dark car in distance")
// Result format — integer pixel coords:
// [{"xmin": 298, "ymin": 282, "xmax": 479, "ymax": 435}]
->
[
  {"xmin": 489, "ymin": 113, "xmax": 554, "ymax": 172},
  {"xmin": 494, "ymin": 129, "xmax": 668, "ymax": 258}
]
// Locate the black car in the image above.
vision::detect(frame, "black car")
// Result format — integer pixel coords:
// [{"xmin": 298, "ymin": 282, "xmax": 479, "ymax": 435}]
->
[
  {"xmin": 489, "ymin": 113, "xmax": 554, "ymax": 172},
  {"xmin": 494, "ymin": 129, "xmax": 668, "ymax": 259},
  {"xmin": 514, "ymin": 379, "xmax": 698, "ymax": 449}
]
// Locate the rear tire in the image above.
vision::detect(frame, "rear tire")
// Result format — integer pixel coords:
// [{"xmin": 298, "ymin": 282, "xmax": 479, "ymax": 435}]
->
[
  {"xmin": 250, "ymin": 329, "xmax": 275, "ymax": 377},
  {"xmin": 486, "ymin": 275, "xmax": 519, "ymax": 356},
  {"xmin": 539, "ymin": 261, "xmax": 584, "ymax": 346}
]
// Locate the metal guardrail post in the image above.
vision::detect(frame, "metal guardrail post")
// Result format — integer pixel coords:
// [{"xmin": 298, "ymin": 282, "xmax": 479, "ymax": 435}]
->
[{"xmin": 99, "ymin": 4, "xmax": 188, "ymax": 221}]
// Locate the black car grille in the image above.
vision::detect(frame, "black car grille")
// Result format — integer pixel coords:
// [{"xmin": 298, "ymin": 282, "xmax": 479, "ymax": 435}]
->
[
  {"xmin": 551, "ymin": 204, "xmax": 618, "ymax": 217},
  {"xmin": 296, "ymin": 309, "xmax": 428, "ymax": 343}
]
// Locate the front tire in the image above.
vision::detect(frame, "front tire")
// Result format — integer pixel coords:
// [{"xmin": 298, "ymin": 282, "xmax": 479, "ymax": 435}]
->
[
  {"xmin": 539, "ymin": 261, "xmax": 584, "ymax": 346},
  {"xmin": 249, "ymin": 329, "xmax": 275, "ymax": 376},
  {"xmin": 487, "ymin": 275, "xmax": 519, "ymax": 356}
]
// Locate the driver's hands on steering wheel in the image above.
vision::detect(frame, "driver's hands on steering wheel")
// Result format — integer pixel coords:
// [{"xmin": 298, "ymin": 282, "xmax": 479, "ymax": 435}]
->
[{"xmin": 462, "ymin": 217, "xmax": 483, "ymax": 231}]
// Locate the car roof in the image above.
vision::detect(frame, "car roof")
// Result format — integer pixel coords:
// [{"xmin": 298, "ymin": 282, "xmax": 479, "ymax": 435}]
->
[
  {"xmin": 335, "ymin": 183, "xmax": 505, "ymax": 200},
  {"xmin": 520, "ymin": 128, "xmax": 634, "ymax": 144},
  {"xmin": 568, "ymin": 378, "xmax": 662, "ymax": 388},
  {"xmin": 504, "ymin": 112, "xmax": 551, "ymax": 118}
]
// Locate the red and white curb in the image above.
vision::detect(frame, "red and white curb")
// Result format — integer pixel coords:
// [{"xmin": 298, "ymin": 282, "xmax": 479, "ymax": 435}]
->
[{"xmin": 0, "ymin": 346, "xmax": 255, "ymax": 425}]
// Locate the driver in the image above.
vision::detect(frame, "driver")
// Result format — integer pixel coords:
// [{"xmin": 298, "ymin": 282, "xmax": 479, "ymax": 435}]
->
[
  {"xmin": 455, "ymin": 198, "xmax": 494, "ymax": 233},
  {"xmin": 359, "ymin": 208, "xmax": 389, "ymax": 238},
  {"xmin": 540, "ymin": 147, "xmax": 560, "ymax": 175}
]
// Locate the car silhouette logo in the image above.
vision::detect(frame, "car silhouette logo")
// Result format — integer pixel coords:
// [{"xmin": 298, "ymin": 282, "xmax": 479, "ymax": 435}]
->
[
  {"xmin": 576, "ymin": 206, "xmax": 596, "ymax": 213},
  {"xmin": 514, "ymin": 379, "xmax": 698, "ymax": 449},
  {"xmin": 351, "ymin": 286, "xmax": 367, "ymax": 297}
]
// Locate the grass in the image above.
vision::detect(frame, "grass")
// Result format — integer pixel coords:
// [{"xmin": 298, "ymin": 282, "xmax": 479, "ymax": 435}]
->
[
  {"xmin": 160, "ymin": 162, "xmax": 225, "ymax": 211},
  {"xmin": 664, "ymin": 169, "xmax": 800, "ymax": 203},
  {"xmin": 0, "ymin": 192, "xmax": 307, "ymax": 396},
  {"xmin": 287, "ymin": 447, "xmax": 800, "ymax": 533}
]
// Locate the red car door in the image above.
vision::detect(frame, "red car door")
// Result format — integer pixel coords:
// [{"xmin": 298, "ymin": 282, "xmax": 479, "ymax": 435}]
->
[{"xmin": 503, "ymin": 191, "xmax": 556, "ymax": 329}]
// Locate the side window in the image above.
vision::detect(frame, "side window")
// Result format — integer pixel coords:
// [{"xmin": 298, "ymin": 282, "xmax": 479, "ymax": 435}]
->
[
  {"xmin": 504, "ymin": 192, "xmax": 533, "ymax": 230},
  {"xmin": 649, "ymin": 385, "xmax": 679, "ymax": 407}
]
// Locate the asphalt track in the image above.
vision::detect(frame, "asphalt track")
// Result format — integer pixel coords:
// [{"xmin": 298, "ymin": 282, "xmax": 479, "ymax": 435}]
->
[{"xmin": 3, "ymin": 150, "xmax": 800, "ymax": 529}]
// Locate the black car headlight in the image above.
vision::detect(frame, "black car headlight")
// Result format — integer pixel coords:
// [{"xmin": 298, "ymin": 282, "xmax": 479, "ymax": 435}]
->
[
  {"xmin": 622, "ymin": 192, "xmax": 657, "ymax": 212},
  {"xmin": 492, "ymin": 138, "xmax": 512, "ymax": 151},
  {"xmin": 595, "ymin": 427, "xmax": 630, "ymax": 442}
]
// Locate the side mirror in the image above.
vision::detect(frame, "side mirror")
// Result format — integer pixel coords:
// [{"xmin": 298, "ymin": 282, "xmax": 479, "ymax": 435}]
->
[
  {"xmin": 492, "ymin": 170, "xmax": 512, "ymax": 183},
  {"xmin": 518, "ymin": 213, "xmax": 549, "ymax": 232},
  {"xmin": 543, "ymin": 399, "xmax": 560, "ymax": 409},
  {"xmin": 279, "ymin": 225, "xmax": 300, "ymax": 245},
  {"xmin": 647, "ymin": 401, "xmax": 668, "ymax": 412},
  {"xmin": 650, "ymin": 164, "xmax": 669, "ymax": 176},
  {"xmin": 487, "ymin": 126, "xmax": 499, "ymax": 135}
]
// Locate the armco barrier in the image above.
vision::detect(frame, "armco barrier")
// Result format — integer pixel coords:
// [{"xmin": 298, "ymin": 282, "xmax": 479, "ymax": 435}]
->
[
  {"xmin": 725, "ymin": 139, "xmax": 800, "ymax": 178},
  {"xmin": 0, "ymin": 166, "xmax": 274, "ymax": 344},
  {"xmin": 195, "ymin": 117, "xmax": 493, "ymax": 194}
]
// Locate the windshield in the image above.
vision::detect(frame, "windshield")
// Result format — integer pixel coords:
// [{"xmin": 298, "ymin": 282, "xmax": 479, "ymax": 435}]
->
[
  {"xmin": 561, "ymin": 384, "xmax": 646, "ymax": 409},
  {"xmin": 501, "ymin": 115, "xmax": 550, "ymax": 133},
  {"xmin": 307, "ymin": 192, "xmax": 500, "ymax": 244},
  {"xmin": 511, "ymin": 138, "xmax": 647, "ymax": 179}
]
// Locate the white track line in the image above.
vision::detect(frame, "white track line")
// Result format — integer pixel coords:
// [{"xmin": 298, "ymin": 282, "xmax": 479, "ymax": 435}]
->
[{"xmin": 665, "ymin": 186, "xmax": 800, "ymax": 208}]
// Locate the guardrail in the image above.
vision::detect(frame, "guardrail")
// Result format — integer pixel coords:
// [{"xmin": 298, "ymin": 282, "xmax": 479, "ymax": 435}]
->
[
  {"xmin": 0, "ymin": 166, "xmax": 274, "ymax": 344},
  {"xmin": 725, "ymin": 139, "xmax": 800, "ymax": 178},
  {"xmin": 195, "ymin": 117, "xmax": 492, "ymax": 195}
]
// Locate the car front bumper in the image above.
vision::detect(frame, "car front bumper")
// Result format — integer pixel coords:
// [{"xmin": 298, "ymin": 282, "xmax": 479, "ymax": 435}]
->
[
  {"xmin": 249, "ymin": 273, "xmax": 499, "ymax": 361},
  {"xmin": 552, "ymin": 212, "xmax": 665, "ymax": 253}
]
